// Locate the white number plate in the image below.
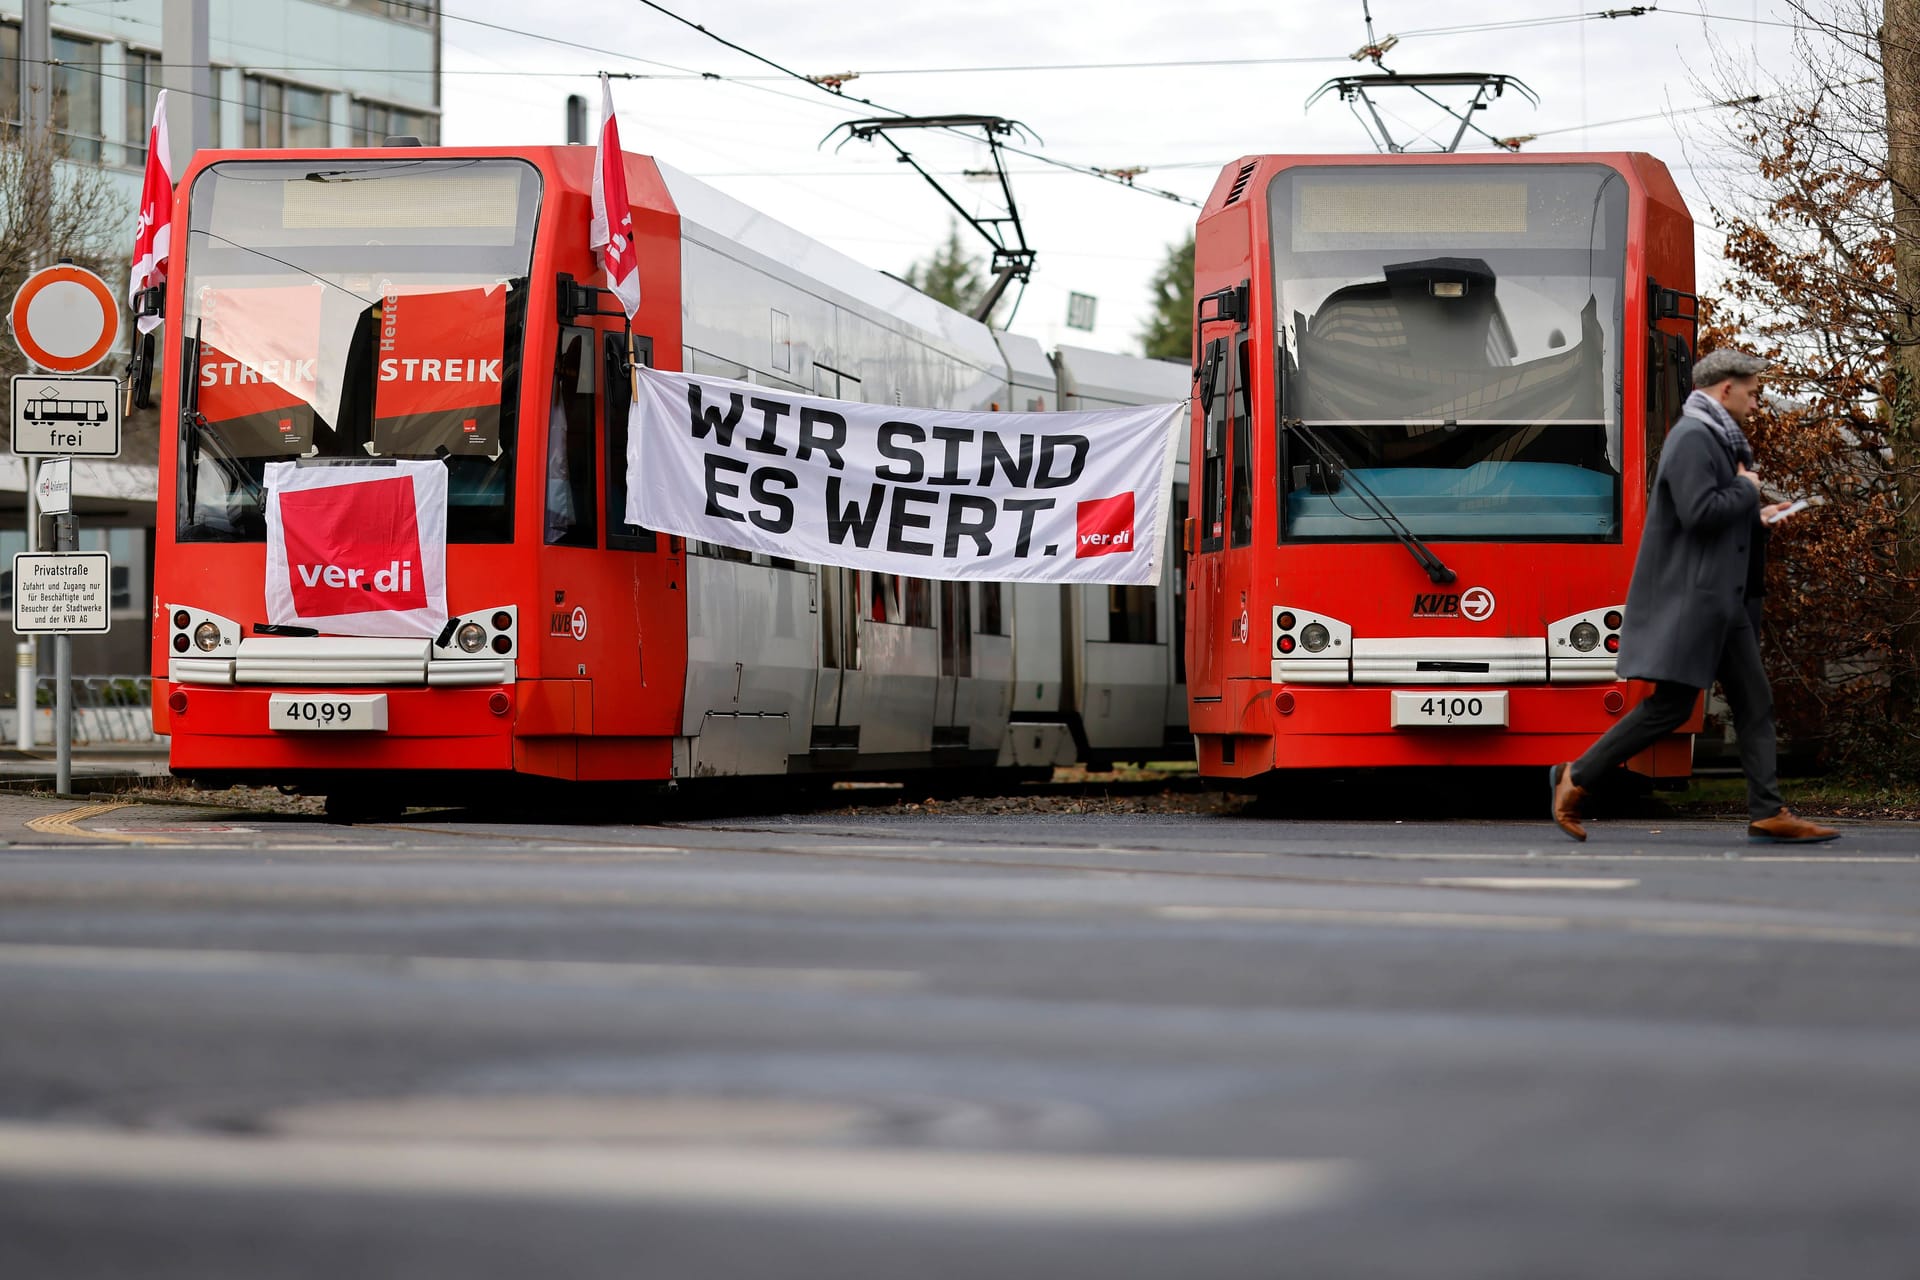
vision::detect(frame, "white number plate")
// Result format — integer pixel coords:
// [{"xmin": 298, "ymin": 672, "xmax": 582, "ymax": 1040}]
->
[
  {"xmin": 1391, "ymin": 690, "xmax": 1508, "ymax": 727},
  {"xmin": 268, "ymin": 694, "xmax": 388, "ymax": 732}
]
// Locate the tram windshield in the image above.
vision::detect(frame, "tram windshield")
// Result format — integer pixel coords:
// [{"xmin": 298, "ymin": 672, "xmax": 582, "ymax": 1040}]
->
[
  {"xmin": 1272, "ymin": 163, "xmax": 1627, "ymax": 541},
  {"xmin": 175, "ymin": 158, "xmax": 541, "ymax": 543}
]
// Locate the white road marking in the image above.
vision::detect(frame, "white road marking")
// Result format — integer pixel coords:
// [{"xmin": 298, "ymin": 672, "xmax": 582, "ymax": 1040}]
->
[
  {"xmin": 269, "ymin": 1096, "xmax": 868, "ymax": 1144},
  {"xmin": 0, "ymin": 1123, "xmax": 1360, "ymax": 1223},
  {"xmin": 90, "ymin": 826, "xmax": 260, "ymax": 835},
  {"xmin": 1622, "ymin": 919, "xmax": 1920, "ymax": 947},
  {"xmin": 1340, "ymin": 851, "xmax": 1920, "ymax": 865},
  {"xmin": 1420, "ymin": 877, "xmax": 1639, "ymax": 891},
  {"xmin": 1156, "ymin": 905, "xmax": 1920, "ymax": 949},
  {"xmin": 1156, "ymin": 905, "xmax": 1573, "ymax": 932},
  {"xmin": 532, "ymin": 845, "xmax": 687, "ymax": 856},
  {"xmin": 252, "ymin": 844, "xmax": 371, "ymax": 851},
  {"xmin": 0, "ymin": 943, "xmax": 921, "ymax": 991}
]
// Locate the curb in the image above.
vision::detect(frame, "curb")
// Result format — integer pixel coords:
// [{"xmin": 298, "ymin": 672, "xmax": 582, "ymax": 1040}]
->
[{"xmin": 0, "ymin": 773, "xmax": 170, "ymax": 797}]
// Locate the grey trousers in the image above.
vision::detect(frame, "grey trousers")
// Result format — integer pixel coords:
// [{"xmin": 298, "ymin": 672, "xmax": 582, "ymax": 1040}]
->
[{"xmin": 1570, "ymin": 614, "xmax": 1785, "ymax": 821}]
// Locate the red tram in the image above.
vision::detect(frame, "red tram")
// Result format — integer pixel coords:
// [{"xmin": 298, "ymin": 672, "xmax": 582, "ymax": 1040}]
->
[
  {"xmin": 1185, "ymin": 153, "xmax": 1701, "ymax": 781},
  {"xmin": 151, "ymin": 143, "xmax": 1190, "ymax": 814}
]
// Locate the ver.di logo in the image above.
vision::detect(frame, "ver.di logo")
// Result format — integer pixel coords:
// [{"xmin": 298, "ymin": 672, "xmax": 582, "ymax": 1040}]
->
[
  {"xmin": 280, "ymin": 475, "xmax": 428, "ymax": 616},
  {"xmin": 1075, "ymin": 492, "xmax": 1135, "ymax": 558}
]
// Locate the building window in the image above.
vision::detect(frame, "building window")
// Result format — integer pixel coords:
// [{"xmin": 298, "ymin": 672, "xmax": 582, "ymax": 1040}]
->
[
  {"xmin": 124, "ymin": 48, "xmax": 161, "ymax": 168},
  {"xmin": 209, "ymin": 68, "xmax": 228, "ymax": 149},
  {"xmin": 1, "ymin": 24, "xmax": 19, "ymax": 127},
  {"xmin": 245, "ymin": 74, "xmax": 330, "ymax": 149},
  {"xmin": 344, "ymin": 0, "xmax": 439, "ymax": 26},
  {"xmin": 351, "ymin": 97, "xmax": 438, "ymax": 146},
  {"xmin": 126, "ymin": 54, "xmax": 229, "ymax": 161},
  {"xmin": 50, "ymin": 33, "xmax": 102, "ymax": 162}
]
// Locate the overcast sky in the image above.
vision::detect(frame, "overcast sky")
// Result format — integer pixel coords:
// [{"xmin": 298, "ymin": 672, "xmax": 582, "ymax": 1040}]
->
[{"xmin": 440, "ymin": 0, "xmax": 1799, "ymax": 356}]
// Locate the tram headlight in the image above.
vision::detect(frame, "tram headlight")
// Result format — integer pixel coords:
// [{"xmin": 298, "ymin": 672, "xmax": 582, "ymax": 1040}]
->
[
  {"xmin": 1569, "ymin": 621, "xmax": 1601, "ymax": 652},
  {"xmin": 456, "ymin": 622, "xmax": 488, "ymax": 653},
  {"xmin": 193, "ymin": 621, "xmax": 222, "ymax": 652},
  {"xmin": 1300, "ymin": 622, "xmax": 1330, "ymax": 653}
]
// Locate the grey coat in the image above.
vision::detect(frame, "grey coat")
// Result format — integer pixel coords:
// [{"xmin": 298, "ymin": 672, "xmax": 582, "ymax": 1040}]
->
[{"xmin": 1614, "ymin": 411, "xmax": 1762, "ymax": 689}]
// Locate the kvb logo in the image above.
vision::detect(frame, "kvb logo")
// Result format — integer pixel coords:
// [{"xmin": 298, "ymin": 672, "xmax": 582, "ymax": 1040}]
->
[
  {"xmin": 1411, "ymin": 586, "xmax": 1497, "ymax": 620},
  {"xmin": 1076, "ymin": 492, "xmax": 1136, "ymax": 558},
  {"xmin": 280, "ymin": 476, "xmax": 428, "ymax": 616}
]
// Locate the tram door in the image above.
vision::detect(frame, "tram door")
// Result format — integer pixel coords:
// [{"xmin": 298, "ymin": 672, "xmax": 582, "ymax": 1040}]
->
[
  {"xmin": 1189, "ymin": 323, "xmax": 1253, "ymax": 706},
  {"xmin": 935, "ymin": 580, "xmax": 972, "ymax": 745},
  {"xmin": 811, "ymin": 364, "xmax": 866, "ymax": 754},
  {"xmin": 1188, "ymin": 336, "xmax": 1228, "ymax": 703}
]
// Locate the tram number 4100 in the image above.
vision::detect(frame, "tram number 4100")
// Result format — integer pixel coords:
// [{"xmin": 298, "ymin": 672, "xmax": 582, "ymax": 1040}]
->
[
  {"xmin": 268, "ymin": 693, "xmax": 390, "ymax": 732},
  {"xmin": 1390, "ymin": 690, "xmax": 1508, "ymax": 728}
]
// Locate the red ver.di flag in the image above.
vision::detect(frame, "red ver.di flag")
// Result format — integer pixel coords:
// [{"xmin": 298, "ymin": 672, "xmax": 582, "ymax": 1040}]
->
[
  {"xmin": 128, "ymin": 89, "xmax": 172, "ymax": 336},
  {"xmin": 589, "ymin": 73, "xmax": 641, "ymax": 317},
  {"xmin": 263, "ymin": 461, "xmax": 449, "ymax": 639}
]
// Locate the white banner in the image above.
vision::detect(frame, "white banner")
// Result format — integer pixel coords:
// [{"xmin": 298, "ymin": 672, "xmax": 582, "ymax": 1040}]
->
[
  {"xmin": 263, "ymin": 461, "xmax": 449, "ymax": 638},
  {"xmin": 627, "ymin": 367, "xmax": 1183, "ymax": 585}
]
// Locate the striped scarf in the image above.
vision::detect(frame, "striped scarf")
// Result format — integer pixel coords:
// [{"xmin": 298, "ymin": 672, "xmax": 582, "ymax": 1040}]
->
[{"xmin": 1685, "ymin": 388, "xmax": 1754, "ymax": 468}]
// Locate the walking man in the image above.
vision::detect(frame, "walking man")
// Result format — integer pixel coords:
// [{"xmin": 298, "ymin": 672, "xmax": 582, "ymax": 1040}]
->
[{"xmin": 1551, "ymin": 348, "xmax": 1838, "ymax": 844}]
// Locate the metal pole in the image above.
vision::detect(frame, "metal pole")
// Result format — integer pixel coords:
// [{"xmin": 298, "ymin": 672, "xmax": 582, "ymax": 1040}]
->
[
  {"xmin": 20, "ymin": 0, "xmax": 49, "ymax": 136},
  {"xmin": 17, "ymin": 4, "xmax": 49, "ymax": 757},
  {"xmin": 161, "ymin": 0, "xmax": 212, "ymax": 156},
  {"xmin": 17, "ymin": 460, "xmax": 36, "ymax": 751},
  {"xmin": 53, "ymin": 513, "xmax": 73, "ymax": 794}
]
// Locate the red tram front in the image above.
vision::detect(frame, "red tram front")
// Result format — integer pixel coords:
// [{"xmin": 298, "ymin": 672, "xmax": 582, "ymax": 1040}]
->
[
  {"xmin": 1185, "ymin": 153, "xmax": 1701, "ymax": 781},
  {"xmin": 151, "ymin": 144, "xmax": 1191, "ymax": 813},
  {"xmin": 153, "ymin": 147, "xmax": 688, "ymax": 804}
]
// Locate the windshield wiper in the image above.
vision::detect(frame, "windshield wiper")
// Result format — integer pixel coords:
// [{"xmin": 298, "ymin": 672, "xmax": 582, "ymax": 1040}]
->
[{"xmin": 1283, "ymin": 418, "xmax": 1457, "ymax": 585}]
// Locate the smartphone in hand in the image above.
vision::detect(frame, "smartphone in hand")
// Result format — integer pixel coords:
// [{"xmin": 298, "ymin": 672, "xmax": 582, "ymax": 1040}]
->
[{"xmin": 1765, "ymin": 497, "xmax": 1815, "ymax": 525}]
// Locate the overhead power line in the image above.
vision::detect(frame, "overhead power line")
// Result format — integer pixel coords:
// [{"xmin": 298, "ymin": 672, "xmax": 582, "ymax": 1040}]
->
[
  {"xmin": 626, "ymin": 0, "xmax": 1202, "ymax": 207},
  {"xmin": 1466, "ymin": 77, "xmax": 1880, "ymax": 149}
]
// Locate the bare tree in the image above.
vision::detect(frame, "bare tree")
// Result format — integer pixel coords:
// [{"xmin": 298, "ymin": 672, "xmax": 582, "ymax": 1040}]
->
[
  {"xmin": 1689, "ymin": 0, "xmax": 1920, "ymax": 774},
  {"xmin": 0, "ymin": 123, "xmax": 133, "ymax": 443}
]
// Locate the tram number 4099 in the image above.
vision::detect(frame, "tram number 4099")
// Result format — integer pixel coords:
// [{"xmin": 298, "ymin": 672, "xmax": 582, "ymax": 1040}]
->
[{"xmin": 268, "ymin": 693, "xmax": 390, "ymax": 732}]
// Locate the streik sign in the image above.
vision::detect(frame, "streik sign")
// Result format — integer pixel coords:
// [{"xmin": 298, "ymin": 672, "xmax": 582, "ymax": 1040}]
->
[
  {"xmin": 264, "ymin": 461, "xmax": 448, "ymax": 638},
  {"xmin": 626, "ymin": 367, "xmax": 1183, "ymax": 586}
]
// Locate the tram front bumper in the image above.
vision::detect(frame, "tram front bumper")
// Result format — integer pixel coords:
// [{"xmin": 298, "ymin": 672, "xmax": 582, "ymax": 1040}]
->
[
  {"xmin": 1192, "ymin": 679, "xmax": 1701, "ymax": 776},
  {"xmin": 162, "ymin": 683, "xmax": 516, "ymax": 778}
]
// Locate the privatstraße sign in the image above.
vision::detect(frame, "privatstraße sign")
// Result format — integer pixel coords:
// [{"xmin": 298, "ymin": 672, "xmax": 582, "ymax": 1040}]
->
[{"xmin": 11, "ymin": 552, "xmax": 111, "ymax": 634}]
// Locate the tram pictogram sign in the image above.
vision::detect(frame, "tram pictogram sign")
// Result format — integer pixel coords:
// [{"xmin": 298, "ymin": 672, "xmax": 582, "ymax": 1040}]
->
[
  {"xmin": 8, "ymin": 264, "xmax": 121, "ymax": 374},
  {"xmin": 10, "ymin": 374, "xmax": 123, "ymax": 457}
]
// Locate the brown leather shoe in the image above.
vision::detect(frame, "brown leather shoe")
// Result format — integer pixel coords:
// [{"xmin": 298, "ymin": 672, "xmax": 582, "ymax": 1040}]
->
[
  {"xmin": 1747, "ymin": 808, "xmax": 1840, "ymax": 844},
  {"xmin": 1550, "ymin": 763, "xmax": 1587, "ymax": 842}
]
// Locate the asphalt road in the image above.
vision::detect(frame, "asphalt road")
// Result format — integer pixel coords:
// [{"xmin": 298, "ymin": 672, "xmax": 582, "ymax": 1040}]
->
[{"xmin": 0, "ymin": 792, "xmax": 1917, "ymax": 1278}]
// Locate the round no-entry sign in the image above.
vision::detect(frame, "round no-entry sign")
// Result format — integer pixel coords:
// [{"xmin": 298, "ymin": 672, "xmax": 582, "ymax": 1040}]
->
[{"xmin": 8, "ymin": 264, "xmax": 120, "ymax": 374}]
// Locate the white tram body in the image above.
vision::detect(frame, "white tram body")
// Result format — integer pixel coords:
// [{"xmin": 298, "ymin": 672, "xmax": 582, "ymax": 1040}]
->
[{"xmin": 662, "ymin": 167, "xmax": 1192, "ymax": 777}]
